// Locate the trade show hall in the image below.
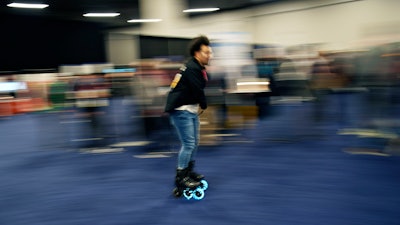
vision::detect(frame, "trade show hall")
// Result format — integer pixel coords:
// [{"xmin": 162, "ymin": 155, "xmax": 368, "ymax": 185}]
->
[{"xmin": 1, "ymin": 0, "xmax": 400, "ymax": 224}]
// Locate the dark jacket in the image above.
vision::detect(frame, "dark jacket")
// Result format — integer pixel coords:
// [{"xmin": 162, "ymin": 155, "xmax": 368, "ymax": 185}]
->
[{"xmin": 164, "ymin": 57, "xmax": 208, "ymax": 112}]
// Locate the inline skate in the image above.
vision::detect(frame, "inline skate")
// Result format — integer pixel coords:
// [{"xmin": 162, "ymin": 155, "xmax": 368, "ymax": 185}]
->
[{"xmin": 173, "ymin": 167, "xmax": 208, "ymax": 200}]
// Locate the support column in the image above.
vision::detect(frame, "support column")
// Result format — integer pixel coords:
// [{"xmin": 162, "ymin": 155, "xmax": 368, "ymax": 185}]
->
[{"xmin": 139, "ymin": 0, "xmax": 188, "ymax": 37}]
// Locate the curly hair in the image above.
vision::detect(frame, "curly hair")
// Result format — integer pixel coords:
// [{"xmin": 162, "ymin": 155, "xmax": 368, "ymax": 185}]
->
[{"xmin": 188, "ymin": 35, "xmax": 210, "ymax": 56}]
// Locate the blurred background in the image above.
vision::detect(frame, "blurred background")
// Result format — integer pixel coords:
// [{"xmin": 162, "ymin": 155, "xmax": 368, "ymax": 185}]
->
[{"xmin": 1, "ymin": 0, "xmax": 400, "ymax": 224}]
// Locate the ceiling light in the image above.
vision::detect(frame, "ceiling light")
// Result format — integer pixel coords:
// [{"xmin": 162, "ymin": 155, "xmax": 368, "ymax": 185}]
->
[
  {"xmin": 7, "ymin": 2, "xmax": 49, "ymax": 9},
  {"xmin": 83, "ymin": 13, "xmax": 120, "ymax": 17},
  {"xmin": 183, "ymin": 8, "xmax": 220, "ymax": 13},
  {"xmin": 127, "ymin": 19, "xmax": 162, "ymax": 23}
]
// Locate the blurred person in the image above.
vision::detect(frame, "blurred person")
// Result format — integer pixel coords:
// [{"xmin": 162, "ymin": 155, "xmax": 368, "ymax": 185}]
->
[
  {"xmin": 48, "ymin": 77, "xmax": 68, "ymax": 109},
  {"xmin": 164, "ymin": 35, "xmax": 211, "ymax": 195},
  {"xmin": 309, "ymin": 53, "xmax": 333, "ymax": 122},
  {"xmin": 73, "ymin": 74, "xmax": 110, "ymax": 147},
  {"xmin": 255, "ymin": 58, "xmax": 280, "ymax": 119}
]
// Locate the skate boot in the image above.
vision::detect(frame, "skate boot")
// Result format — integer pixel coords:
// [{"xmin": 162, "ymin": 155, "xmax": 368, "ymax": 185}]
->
[
  {"xmin": 175, "ymin": 168, "xmax": 200, "ymax": 188},
  {"xmin": 188, "ymin": 161, "xmax": 208, "ymax": 191},
  {"xmin": 173, "ymin": 168, "xmax": 205, "ymax": 200},
  {"xmin": 188, "ymin": 161, "xmax": 205, "ymax": 181}
]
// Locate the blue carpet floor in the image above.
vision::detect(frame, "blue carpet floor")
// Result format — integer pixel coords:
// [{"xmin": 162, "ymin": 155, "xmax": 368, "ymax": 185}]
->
[{"xmin": 1, "ymin": 93, "xmax": 400, "ymax": 225}]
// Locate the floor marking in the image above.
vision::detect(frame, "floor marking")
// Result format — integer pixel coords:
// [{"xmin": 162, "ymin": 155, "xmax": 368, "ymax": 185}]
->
[
  {"xmin": 343, "ymin": 148, "xmax": 390, "ymax": 157},
  {"xmin": 148, "ymin": 151, "xmax": 177, "ymax": 154},
  {"xmin": 110, "ymin": 141, "xmax": 152, "ymax": 147},
  {"xmin": 80, "ymin": 148, "xmax": 125, "ymax": 154},
  {"xmin": 133, "ymin": 151, "xmax": 176, "ymax": 159},
  {"xmin": 133, "ymin": 154, "xmax": 170, "ymax": 158},
  {"xmin": 338, "ymin": 128, "xmax": 398, "ymax": 139}
]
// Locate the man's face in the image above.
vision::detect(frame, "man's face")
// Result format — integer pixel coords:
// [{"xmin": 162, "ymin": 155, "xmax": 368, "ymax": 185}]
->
[{"xmin": 195, "ymin": 45, "xmax": 212, "ymax": 66}]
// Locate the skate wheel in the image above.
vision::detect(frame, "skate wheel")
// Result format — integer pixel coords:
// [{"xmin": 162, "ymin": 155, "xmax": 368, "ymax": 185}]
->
[
  {"xmin": 183, "ymin": 189, "xmax": 193, "ymax": 200},
  {"xmin": 193, "ymin": 188, "xmax": 205, "ymax": 200},
  {"xmin": 200, "ymin": 180, "xmax": 208, "ymax": 190},
  {"xmin": 173, "ymin": 187, "xmax": 183, "ymax": 198}
]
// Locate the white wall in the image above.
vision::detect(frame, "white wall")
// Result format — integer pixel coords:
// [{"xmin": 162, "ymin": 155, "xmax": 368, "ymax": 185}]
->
[
  {"xmin": 105, "ymin": 33, "xmax": 139, "ymax": 65},
  {"xmin": 251, "ymin": 0, "xmax": 400, "ymax": 47},
  {"xmin": 106, "ymin": 0, "xmax": 400, "ymax": 63}
]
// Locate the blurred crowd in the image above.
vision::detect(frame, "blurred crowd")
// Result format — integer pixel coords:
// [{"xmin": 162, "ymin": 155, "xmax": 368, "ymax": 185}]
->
[{"xmin": 0, "ymin": 40, "xmax": 399, "ymax": 148}]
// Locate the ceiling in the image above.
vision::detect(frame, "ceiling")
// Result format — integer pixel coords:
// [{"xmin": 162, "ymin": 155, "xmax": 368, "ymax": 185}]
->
[{"xmin": 1, "ymin": 0, "xmax": 280, "ymax": 28}]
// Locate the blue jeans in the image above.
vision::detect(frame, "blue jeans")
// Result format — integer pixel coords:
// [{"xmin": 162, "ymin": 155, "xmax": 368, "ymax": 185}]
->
[{"xmin": 169, "ymin": 110, "xmax": 200, "ymax": 169}]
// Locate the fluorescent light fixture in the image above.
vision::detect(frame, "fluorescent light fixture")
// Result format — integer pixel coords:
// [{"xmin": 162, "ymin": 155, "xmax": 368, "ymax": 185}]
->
[
  {"xmin": 127, "ymin": 19, "xmax": 162, "ymax": 23},
  {"xmin": 7, "ymin": 2, "xmax": 49, "ymax": 9},
  {"xmin": 183, "ymin": 8, "xmax": 220, "ymax": 13},
  {"xmin": 83, "ymin": 13, "xmax": 120, "ymax": 17}
]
